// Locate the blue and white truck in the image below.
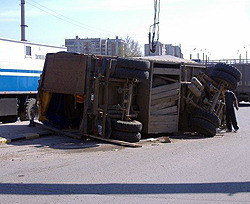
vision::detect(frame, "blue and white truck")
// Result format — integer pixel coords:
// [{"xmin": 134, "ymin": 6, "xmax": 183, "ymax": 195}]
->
[{"xmin": 0, "ymin": 37, "xmax": 66, "ymax": 123}]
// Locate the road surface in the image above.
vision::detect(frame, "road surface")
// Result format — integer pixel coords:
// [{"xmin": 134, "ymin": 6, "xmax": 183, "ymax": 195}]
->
[{"xmin": 0, "ymin": 104, "xmax": 249, "ymax": 203}]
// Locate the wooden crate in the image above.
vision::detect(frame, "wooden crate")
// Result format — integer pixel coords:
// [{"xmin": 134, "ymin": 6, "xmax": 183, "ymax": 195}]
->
[{"xmin": 136, "ymin": 56, "xmax": 206, "ymax": 134}]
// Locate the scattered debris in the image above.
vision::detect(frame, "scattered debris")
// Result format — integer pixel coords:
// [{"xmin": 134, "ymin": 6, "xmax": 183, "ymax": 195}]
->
[{"xmin": 160, "ymin": 136, "xmax": 171, "ymax": 143}]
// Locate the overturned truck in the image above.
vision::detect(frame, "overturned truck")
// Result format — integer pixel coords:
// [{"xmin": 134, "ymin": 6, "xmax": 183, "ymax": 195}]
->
[{"xmin": 35, "ymin": 53, "xmax": 241, "ymax": 143}]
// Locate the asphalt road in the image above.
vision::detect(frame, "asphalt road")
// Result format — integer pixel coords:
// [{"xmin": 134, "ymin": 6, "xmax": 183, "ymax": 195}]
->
[{"xmin": 0, "ymin": 104, "xmax": 249, "ymax": 203}]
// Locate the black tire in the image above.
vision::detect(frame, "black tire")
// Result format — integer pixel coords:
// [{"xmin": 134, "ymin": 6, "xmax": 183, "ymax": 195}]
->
[
  {"xmin": 191, "ymin": 108, "xmax": 220, "ymax": 127},
  {"xmin": 19, "ymin": 98, "xmax": 38, "ymax": 121},
  {"xmin": 210, "ymin": 70, "xmax": 238, "ymax": 90},
  {"xmin": 114, "ymin": 67, "xmax": 149, "ymax": 81},
  {"xmin": 105, "ymin": 116, "xmax": 112, "ymax": 139},
  {"xmin": 190, "ymin": 117, "xmax": 216, "ymax": 137},
  {"xmin": 116, "ymin": 58, "xmax": 150, "ymax": 71},
  {"xmin": 111, "ymin": 130, "xmax": 141, "ymax": 143},
  {"xmin": 0, "ymin": 116, "xmax": 18, "ymax": 123},
  {"xmin": 111, "ymin": 120, "xmax": 142, "ymax": 133},
  {"xmin": 26, "ymin": 98, "xmax": 38, "ymax": 120},
  {"xmin": 19, "ymin": 111, "xmax": 28, "ymax": 121},
  {"xmin": 214, "ymin": 63, "xmax": 242, "ymax": 82}
]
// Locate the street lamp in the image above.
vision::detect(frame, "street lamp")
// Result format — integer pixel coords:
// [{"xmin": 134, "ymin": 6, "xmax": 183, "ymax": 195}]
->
[
  {"xmin": 243, "ymin": 46, "xmax": 248, "ymax": 63},
  {"xmin": 202, "ymin": 49, "xmax": 207, "ymax": 63},
  {"xmin": 237, "ymin": 50, "xmax": 241, "ymax": 63},
  {"xmin": 190, "ymin": 48, "xmax": 196, "ymax": 60},
  {"xmin": 205, "ymin": 51, "xmax": 210, "ymax": 64},
  {"xmin": 198, "ymin": 49, "xmax": 204, "ymax": 62}
]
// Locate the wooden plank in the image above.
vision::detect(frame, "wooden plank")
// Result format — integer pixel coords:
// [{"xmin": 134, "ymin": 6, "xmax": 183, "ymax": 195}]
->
[
  {"xmin": 85, "ymin": 134, "xmax": 142, "ymax": 148},
  {"xmin": 151, "ymin": 89, "xmax": 179, "ymax": 101},
  {"xmin": 152, "ymin": 82, "xmax": 179, "ymax": 95},
  {"xmin": 149, "ymin": 122, "xmax": 178, "ymax": 128},
  {"xmin": 150, "ymin": 115, "xmax": 178, "ymax": 123},
  {"xmin": 149, "ymin": 127, "xmax": 177, "ymax": 134},
  {"xmin": 154, "ymin": 75, "xmax": 179, "ymax": 83},
  {"xmin": 151, "ymin": 94, "xmax": 178, "ymax": 107},
  {"xmin": 151, "ymin": 106, "xmax": 178, "ymax": 115},
  {"xmin": 149, "ymin": 121, "xmax": 178, "ymax": 127},
  {"xmin": 153, "ymin": 68, "xmax": 180, "ymax": 75},
  {"xmin": 149, "ymin": 122, "xmax": 178, "ymax": 129},
  {"xmin": 34, "ymin": 122, "xmax": 142, "ymax": 148},
  {"xmin": 151, "ymin": 99, "xmax": 178, "ymax": 112},
  {"xmin": 148, "ymin": 124, "xmax": 178, "ymax": 134}
]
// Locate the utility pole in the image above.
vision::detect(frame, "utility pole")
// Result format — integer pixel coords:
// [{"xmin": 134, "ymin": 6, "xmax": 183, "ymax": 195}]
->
[
  {"xmin": 246, "ymin": 51, "xmax": 248, "ymax": 63},
  {"xmin": 106, "ymin": 38, "xmax": 109, "ymax": 55},
  {"xmin": 21, "ymin": 0, "xmax": 27, "ymax": 41}
]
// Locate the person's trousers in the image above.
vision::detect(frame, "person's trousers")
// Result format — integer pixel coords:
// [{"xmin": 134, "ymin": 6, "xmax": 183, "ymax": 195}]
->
[{"xmin": 226, "ymin": 108, "xmax": 239, "ymax": 130}]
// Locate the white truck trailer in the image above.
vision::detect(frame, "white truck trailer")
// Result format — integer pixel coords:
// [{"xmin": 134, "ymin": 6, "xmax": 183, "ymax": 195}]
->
[{"xmin": 0, "ymin": 37, "xmax": 66, "ymax": 123}]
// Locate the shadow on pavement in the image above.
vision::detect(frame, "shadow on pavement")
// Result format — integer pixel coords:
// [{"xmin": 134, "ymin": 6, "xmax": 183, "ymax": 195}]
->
[
  {"xmin": 239, "ymin": 102, "xmax": 250, "ymax": 107},
  {"xmin": 168, "ymin": 133, "xmax": 210, "ymax": 140},
  {"xmin": 0, "ymin": 124, "xmax": 99, "ymax": 150},
  {"xmin": 0, "ymin": 182, "xmax": 249, "ymax": 195},
  {"xmin": 13, "ymin": 136, "xmax": 100, "ymax": 150}
]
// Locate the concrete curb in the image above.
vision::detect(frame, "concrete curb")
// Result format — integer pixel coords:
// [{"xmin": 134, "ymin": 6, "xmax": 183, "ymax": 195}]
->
[{"xmin": 0, "ymin": 131, "xmax": 53, "ymax": 144}]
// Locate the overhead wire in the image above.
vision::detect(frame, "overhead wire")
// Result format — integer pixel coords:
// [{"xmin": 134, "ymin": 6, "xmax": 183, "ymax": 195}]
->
[{"xmin": 25, "ymin": 0, "xmax": 118, "ymax": 36}]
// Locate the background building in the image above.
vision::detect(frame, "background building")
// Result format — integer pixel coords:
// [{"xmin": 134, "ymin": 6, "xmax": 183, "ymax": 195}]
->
[
  {"xmin": 65, "ymin": 36, "xmax": 124, "ymax": 56},
  {"xmin": 145, "ymin": 42, "xmax": 183, "ymax": 58},
  {"xmin": 164, "ymin": 44, "xmax": 183, "ymax": 58},
  {"xmin": 144, "ymin": 42, "xmax": 164, "ymax": 56}
]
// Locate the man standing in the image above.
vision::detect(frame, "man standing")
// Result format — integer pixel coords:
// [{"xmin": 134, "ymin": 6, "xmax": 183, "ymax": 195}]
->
[{"xmin": 223, "ymin": 89, "xmax": 239, "ymax": 132}]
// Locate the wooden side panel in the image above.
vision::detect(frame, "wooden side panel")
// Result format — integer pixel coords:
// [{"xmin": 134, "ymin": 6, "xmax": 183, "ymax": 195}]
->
[
  {"xmin": 153, "ymin": 68, "xmax": 180, "ymax": 75},
  {"xmin": 151, "ymin": 105, "xmax": 177, "ymax": 115},
  {"xmin": 148, "ymin": 115, "xmax": 178, "ymax": 133},
  {"xmin": 150, "ymin": 115, "xmax": 178, "ymax": 122},
  {"xmin": 42, "ymin": 53, "xmax": 87, "ymax": 95},
  {"xmin": 151, "ymin": 89, "xmax": 179, "ymax": 101},
  {"xmin": 149, "ymin": 124, "xmax": 178, "ymax": 134},
  {"xmin": 151, "ymin": 94, "xmax": 178, "ymax": 107},
  {"xmin": 151, "ymin": 99, "xmax": 178, "ymax": 112},
  {"xmin": 151, "ymin": 82, "xmax": 179, "ymax": 95},
  {"xmin": 140, "ymin": 64, "xmax": 182, "ymax": 134},
  {"xmin": 148, "ymin": 77, "xmax": 180, "ymax": 134}
]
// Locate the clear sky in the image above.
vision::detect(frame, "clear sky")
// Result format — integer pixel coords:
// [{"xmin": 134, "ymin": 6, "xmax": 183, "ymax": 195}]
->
[{"xmin": 0, "ymin": 0, "xmax": 250, "ymax": 60}]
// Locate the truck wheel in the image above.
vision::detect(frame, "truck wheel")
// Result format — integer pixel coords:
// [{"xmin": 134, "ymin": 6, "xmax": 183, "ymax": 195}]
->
[
  {"xmin": 210, "ymin": 70, "xmax": 238, "ymax": 90},
  {"xmin": 116, "ymin": 58, "xmax": 150, "ymax": 71},
  {"xmin": 114, "ymin": 67, "xmax": 149, "ymax": 81},
  {"xmin": 111, "ymin": 130, "xmax": 141, "ymax": 143},
  {"xmin": 26, "ymin": 98, "xmax": 38, "ymax": 120},
  {"xmin": 214, "ymin": 63, "xmax": 242, "ymax": 82},
  {"xmin": 111, "ymin": 120, "xmax": 142, "ymax": 133},
  {"xmin": 190, "ymin": 117, "xmax": 216, "ymax": 137},
  {"xmin": 19, "ymin": 110, "xmax": 28, "ymax": 121},
  {"xmin": 191, "ymin": 108, "xmax": 220, "ymax": 127},
  {"xmin": 1, "ymin": 116, "xmax": 18, "ymax": 123}
]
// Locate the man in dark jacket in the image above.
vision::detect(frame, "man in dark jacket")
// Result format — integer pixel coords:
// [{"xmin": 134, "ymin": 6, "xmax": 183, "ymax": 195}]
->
[{"xmin": 222, "ymin": 89, "xmax": 239, "ymax": 132}]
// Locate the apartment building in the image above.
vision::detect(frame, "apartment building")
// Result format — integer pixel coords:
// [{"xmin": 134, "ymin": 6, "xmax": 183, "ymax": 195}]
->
[{"xmin": 65, "ymin": 36, "xmax": 124, "ymax": 56}]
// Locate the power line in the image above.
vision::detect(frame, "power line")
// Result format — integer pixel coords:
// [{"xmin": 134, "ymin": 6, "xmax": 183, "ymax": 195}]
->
[
  {"xmin": 25, "ymin": 0, "xmax": 118, "ymax": 36},
  {"xmin": 29, "ymin": 0, "xmax": 116, "ymax": 35}
]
